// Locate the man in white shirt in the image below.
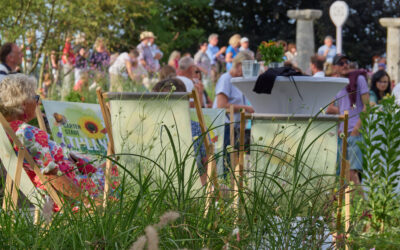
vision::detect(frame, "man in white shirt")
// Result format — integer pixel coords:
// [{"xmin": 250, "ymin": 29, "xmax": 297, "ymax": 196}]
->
[
  {"xmin": 317, "ymin": 36, "xmax": 337, "ymax": 64},
  {"xmin": 310, "ymin": 55, "xmax": 325, "ymax": 77},
  {"xmin": 109, "ymin": 48, "xmax": 147, "ymax": 91},
  {"xmin": 176, "ymin": 56, "xmax": 204, "ymax": 107},
  {"xmin": 0, "ymin": 42, "xmax": 23, "ymax": 82}
]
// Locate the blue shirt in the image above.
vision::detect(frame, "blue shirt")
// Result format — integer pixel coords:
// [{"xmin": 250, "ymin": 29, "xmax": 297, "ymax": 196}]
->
[
  {"xmin": 225, "ymin": 45, "xmax": 239, "ymax": 71},
  {"xmin": 317, "ymin": 45, "xmax": 337, "ymax": 63},
  {"xmin": 206, "ymin": 44, "xmax": 219, "ymax": 65},
  {"xmin": 212, "ymin": 72, "xmax": 249, "ymax": 127}
]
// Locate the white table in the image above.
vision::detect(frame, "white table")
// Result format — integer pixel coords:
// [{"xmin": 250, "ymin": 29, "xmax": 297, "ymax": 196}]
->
[{"xmin": 232, "ymin": 76, "xmax": 349, "ymax": 114}]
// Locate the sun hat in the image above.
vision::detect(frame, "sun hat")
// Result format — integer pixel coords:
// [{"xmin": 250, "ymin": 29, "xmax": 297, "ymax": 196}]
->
[{"xmin": 140, "ymin": 31, "xmax": 156, "ymax": 41}]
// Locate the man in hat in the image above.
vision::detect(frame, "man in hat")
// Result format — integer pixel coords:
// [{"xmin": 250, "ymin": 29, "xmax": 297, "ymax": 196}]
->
[
  {"xmin": 137, "ymin": 31, "xmax": 161, "ymax": 74},
  {"xmin": 239, "ymin": 37, "xmax": 254, "ymax": 59},
  {"xmin": 327, "ymin": 54, "xmax": 369, "ymax": 186}
]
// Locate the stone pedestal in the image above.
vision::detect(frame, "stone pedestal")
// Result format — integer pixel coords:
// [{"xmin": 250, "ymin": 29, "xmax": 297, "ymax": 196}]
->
[
  {"xmin": 287, "ymin": 9, "xmax": 322, "ymax": 72},
  {"xmin": 380, "ymin": 18, "xmax": 400, "ymax": 84}
]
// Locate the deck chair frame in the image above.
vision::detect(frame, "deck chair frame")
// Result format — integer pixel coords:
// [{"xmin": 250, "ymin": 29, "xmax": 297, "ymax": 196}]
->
[
  {"xmin": 237, "ymin": 111, "xmax": 350, "ymax": 242},
  {"xmin": 96, "ymin": 88, "xmax": 220, "ymax": 209},
  {"xmin": 0, "ymin": 108, "xmax": 63, "ymax": 216}
]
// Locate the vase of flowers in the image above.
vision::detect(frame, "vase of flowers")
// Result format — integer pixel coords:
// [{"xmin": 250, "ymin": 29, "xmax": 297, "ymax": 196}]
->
[{"xmin": 258, "ymin": 41, "xmax": 284, "ymax": 68}]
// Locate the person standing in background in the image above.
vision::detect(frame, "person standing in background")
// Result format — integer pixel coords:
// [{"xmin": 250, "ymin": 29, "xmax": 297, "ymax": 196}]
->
[
  {"xmin": 137, "ymin": 31, "xmax": 158, "ymax": 75},
  {"xmin": 61, "ymin": 35, "xmax": 75, "ymax": 100},
  {"xmin": 326, "ymin": 54, "xmax": 369, "ymax": 186},
  {"xmin": 207, "ymin": 33, "xmax": 226, "ymax": 82},
  {"xmin": 89, "ymin": 37, "xmax": 110, "ymax": 90},
  {"xmin": 194, "ymin": 41, "xmax": 211, "ymax": 76},
  {"xmin": 0, "ymin": 42, "xmax": 23, "ymax": 82},
  {"xmin": 370, "ymin": 70, "xmax": 391, "ymax": 106},
  {"xmin": 148, "ymin": 32, "xmax": 163, "ymax": 72},
  {"xmin": 239, "ymin": 37, "xmax": 255, "ymax": 59},
  {"xmin": 285, "ymin": 43, "xmax": 297, "ymax": 63},
  {"xmin": 318, "ymin": 36, "xmax": 337, "ymax": 64},
  {"xmin": 225, "ymin": 34, "xmax": 241, "ymax": 71}
]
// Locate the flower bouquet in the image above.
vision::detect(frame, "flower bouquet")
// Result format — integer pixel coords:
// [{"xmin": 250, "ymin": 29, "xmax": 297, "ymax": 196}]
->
[{"xmin": 258, "ymin": 41, "xmax": 284, "ymax": 67}]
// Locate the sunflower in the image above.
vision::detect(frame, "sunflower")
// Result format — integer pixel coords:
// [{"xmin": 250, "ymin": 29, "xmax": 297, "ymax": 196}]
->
[{"xmin": 78, "ymin": 116, "xmax": 105, "ymax": 139}]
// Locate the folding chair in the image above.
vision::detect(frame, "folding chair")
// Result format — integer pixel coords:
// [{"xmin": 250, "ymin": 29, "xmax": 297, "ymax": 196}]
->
[
  {"xmin": 96, "ymin": 88, "xmax": 220, "ymax": 210},
  {"xmin": 236, "ymin": 111, "xmax": 350, "ymax": 239},
  {"xmin": 0, "ymin": 110, "xmax": 63, "ymax": 218}
]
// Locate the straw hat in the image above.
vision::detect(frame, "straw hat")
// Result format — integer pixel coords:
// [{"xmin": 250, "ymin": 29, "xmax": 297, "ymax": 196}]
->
[{"xmin": 140, "ymin": 31, "xmax": 156, "ymax": 41}]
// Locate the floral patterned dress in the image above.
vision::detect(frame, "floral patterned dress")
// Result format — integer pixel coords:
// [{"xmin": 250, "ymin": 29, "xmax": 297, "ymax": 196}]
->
[{"xmin": 9, "ymin": 120, "xmax": 119, "ymax": 200}]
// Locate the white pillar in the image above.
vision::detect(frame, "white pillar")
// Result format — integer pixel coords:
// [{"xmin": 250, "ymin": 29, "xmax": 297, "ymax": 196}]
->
[
  {"xmin": 380, "ymin": 18, "xmax": 400, "ymax": 84},
  {"xmin": 287, "ymin": 9, "xmax": 322, "ymax": 73}
]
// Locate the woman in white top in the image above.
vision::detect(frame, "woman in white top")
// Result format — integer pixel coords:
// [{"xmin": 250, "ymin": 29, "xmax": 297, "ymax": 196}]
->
[{"xmin": 109, "ymin": 48, "xmax": 147, "ymax": 91}]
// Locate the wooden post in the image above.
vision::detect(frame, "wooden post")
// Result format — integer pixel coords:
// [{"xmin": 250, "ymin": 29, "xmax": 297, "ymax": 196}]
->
[
  {"xmin": 96, "ymin": 87, "xmax": 115, "ymax": 154},
  {"xmin": 96, "ymin": 87, "xmax": 115, "ymax": 208},
  {"xmin": 10, "ymin": 150, "xmax": 25, "ymax": 208},
  {"xmin": 2, "ymin": 174, "xmax": 13, "ymax": 211},
  {"xmin": 35, "ymin": 106, "xmax": 48, "ymax": 133},
  {"xmin": 229, "ymin": 105, "xmax": 236, "ymax": 188},
  {"xmin": 336, "ymin": 110, "xmax": 349, "ymax": 242},
  {"xmin": 344, "ymin": 160, "xmax": 351, "ymax": 250},
  {"xmin": 191, "ymin": 89, "xmax": 220, "ymax": 213},
  {"xmin": 234, "ymin": 110, "xmax": 246, "ymax": 211}
]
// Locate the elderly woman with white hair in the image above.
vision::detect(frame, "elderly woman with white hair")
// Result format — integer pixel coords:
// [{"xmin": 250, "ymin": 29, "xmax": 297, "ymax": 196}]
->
[{"xmin": 0, "ymin": 74, "xmax": 119, "ymax": 208}]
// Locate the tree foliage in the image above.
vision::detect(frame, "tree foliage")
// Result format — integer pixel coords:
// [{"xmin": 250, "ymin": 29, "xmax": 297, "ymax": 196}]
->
[{"xmin": 0, "ymin": 0, "xmax": 398, "ymax": 71}]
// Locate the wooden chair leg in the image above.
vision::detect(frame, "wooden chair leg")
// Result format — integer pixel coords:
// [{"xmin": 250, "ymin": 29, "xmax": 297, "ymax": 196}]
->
[
  {"xmin": 2, "ymin": 174, "xmax": 13, "ymax": 211},
  {"xmin": 34, "ymin": 206, "xmax": 40, "ymax": 224}
]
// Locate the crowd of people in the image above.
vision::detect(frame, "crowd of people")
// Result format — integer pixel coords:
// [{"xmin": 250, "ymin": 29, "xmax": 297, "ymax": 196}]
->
[{"xmin": 0, "ymin": 29, "xmax": 397, "ymax": 207}]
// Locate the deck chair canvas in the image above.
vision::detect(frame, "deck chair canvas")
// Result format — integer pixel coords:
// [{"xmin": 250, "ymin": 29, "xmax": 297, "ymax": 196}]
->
[
  {"xmin": 41, "ymin": 100, "xmax": 108, "ymax": 156},
  {"xmin": 190, "ymin": 108, "xmax": 225, "ymax": 175},
  {"xmin": 0, "ymin": 112, "xmax": 63, "ymax": 213},
  {"xmin": 103, "ymin": 92, "xmax": 203, "ymax": 192},
  {"xmin": 234, "ymin": 113, "xmax": 345, "ymax": 213}
]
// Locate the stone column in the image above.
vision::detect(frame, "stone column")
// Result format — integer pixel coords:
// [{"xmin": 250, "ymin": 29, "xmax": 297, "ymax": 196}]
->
[
  {"xmin": 287, "ymin": 9, "xmax": 322, "ymax": 72},
  {"xmin": 380, "ymin": 18, "xmax": 400, "ymax": 84}
]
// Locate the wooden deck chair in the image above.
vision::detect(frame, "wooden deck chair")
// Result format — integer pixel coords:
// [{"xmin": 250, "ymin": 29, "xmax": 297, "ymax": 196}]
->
[
  {"xmin": 96, "ymin": 88, "xmax": 220, "ymax": 209},
  {"xmin": 0, "ymin": 110, "xmax": 63, "ymax": 217},
  {"xmin": 39, "ymin": 100, "xmax": 113, "ymax": 209},
  {"xmin": 236, "ymin": 112, "xmax": 349, "ymax": 233}
]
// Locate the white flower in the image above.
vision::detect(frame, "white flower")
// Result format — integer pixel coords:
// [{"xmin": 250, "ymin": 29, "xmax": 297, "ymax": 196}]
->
[
  {"xmin": 339, "ymin": 132, "xmax": 345, "ymax": 139},
  {"xmin": 215, "ymin": 201, "xmax": 219, "ymax": 208},
  {"xmin": 232, "ymin": 227, "xmax": 239, "ymax": 236},
  {"xmin": 226, "ymin": 145, "xmax": 234, "ymax": 153},
  {"xmin": 352, "ymin": 103, "xmax": 357, "ymax": 109}
]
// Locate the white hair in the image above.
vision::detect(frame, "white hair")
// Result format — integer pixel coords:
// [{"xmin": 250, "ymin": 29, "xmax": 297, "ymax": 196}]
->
[
  {"xmin": 0, "ymin": 74, "xmax": 37, "ymax": 119},
  {"xmin": 178, "ymin": 56, "xmax": 194, "ymax": 71},
  {"xmin": 208, "ymin": 33, "xmax": 218, "ymax": 42}
]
